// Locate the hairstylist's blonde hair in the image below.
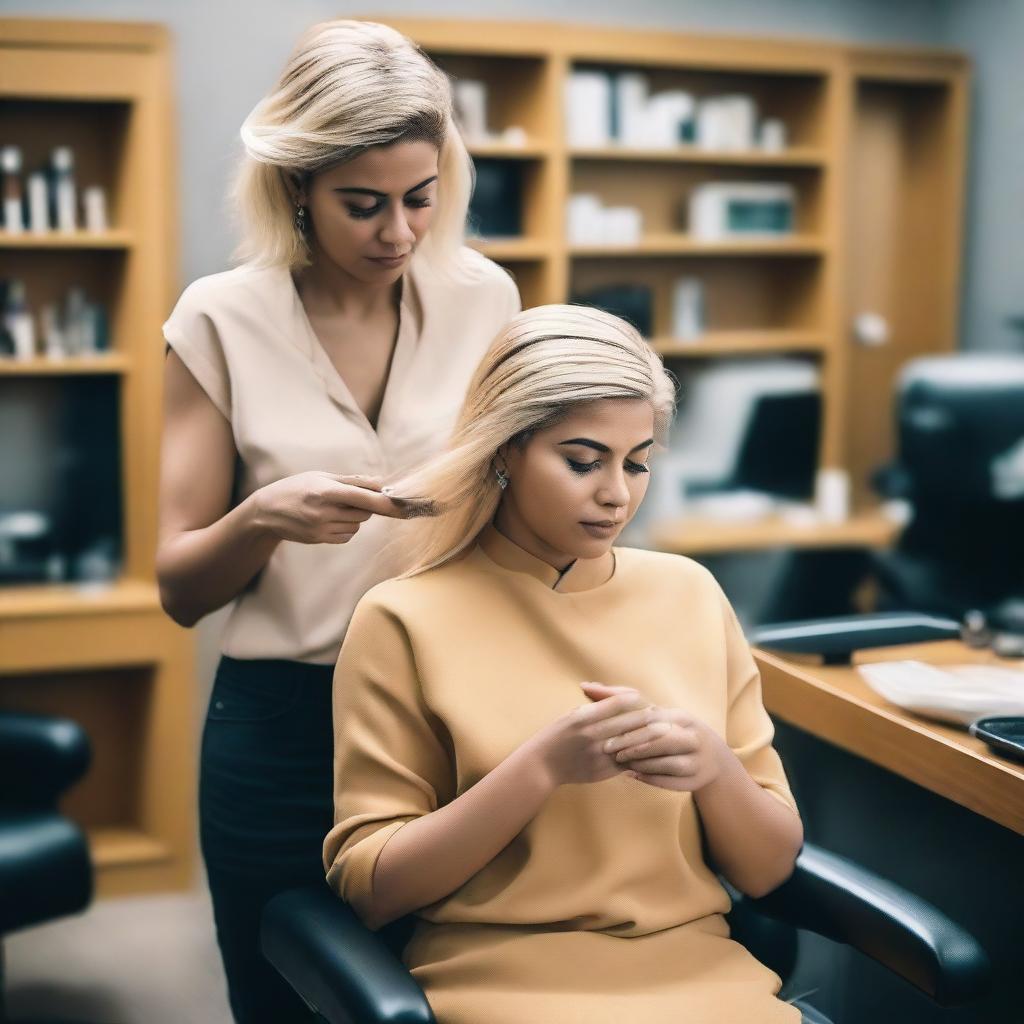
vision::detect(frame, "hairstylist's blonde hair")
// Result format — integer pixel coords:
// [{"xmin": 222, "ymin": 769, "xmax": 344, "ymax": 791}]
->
[
  {"xmin": 391, "ymin": 304, "xmax": 677, "ymax": 577},
  {"xmin": 232, "ymin": 19, "xmax": 472, "ymax": 273}
]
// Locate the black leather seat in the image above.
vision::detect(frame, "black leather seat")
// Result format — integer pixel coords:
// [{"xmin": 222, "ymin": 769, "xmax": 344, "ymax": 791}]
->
[
  {"xmin": 0, "ymin": 712, "xmax": 93, "ymax": 1023},
  {"xmin": 260, "ymin": 842, "xmax": 990, "ymax": 1024}
]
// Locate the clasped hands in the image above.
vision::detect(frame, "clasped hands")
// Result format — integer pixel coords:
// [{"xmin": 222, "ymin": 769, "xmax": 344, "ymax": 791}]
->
[{"xmin": 579, "ymin": 680, "xmax": 727, "ymax": 792}]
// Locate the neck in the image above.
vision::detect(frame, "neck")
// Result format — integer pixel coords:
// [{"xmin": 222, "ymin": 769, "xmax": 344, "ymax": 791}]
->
[
  {"xmin": 492, "ymin": 507, "xmax": 614, "ymax": 592},
  {"xmin": 296, "ymin": 244, "xmax": 400, "ymax": 318}
]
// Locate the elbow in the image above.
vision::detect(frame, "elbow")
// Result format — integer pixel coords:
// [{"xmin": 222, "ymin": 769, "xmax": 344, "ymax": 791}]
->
[
  {"xmin": 739, "ymin": 840, "xmax": 803, "ymax": 900},
  {"xmin": 158, "ymin": 582, "xmax": 201, "ymax": 629}
]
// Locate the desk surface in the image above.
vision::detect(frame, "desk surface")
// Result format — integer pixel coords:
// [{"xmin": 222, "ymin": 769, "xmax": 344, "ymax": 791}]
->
[{"xmin": 755, "ymin": 640, "xmax": 1024, "ymax": 836}]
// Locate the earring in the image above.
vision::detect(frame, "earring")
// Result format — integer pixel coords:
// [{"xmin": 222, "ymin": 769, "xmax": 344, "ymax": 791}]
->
[
  {"xmin": 495, "ymin": 466, "xmax": 509, "ymax": 490},
  {"xmin": 294, "ymin": 203, "xmax": 307, "ymax": 234}
]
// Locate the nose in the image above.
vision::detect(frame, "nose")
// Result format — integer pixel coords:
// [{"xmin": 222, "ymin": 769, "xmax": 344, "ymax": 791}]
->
[
  {"xmin": 378, "ymin": 202, "xmax": 416, "ymax": 251},
  {"xmin": 596, "ymin": 469, "xmax": 630, "ymax": 515}
]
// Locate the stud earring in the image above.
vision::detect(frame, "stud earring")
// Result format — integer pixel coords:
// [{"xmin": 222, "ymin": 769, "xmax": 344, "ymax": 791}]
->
[{"xmin": 495, "ymin": 466, "xmax": 509, "ymax": 490}]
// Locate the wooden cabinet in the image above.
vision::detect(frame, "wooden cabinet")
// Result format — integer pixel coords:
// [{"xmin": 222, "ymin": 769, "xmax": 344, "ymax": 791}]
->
[
  {"xmin": 387, "ymin": 19, "xmax": 969, "ymax": 556},
  {"xmin": 0, "ymin": 20, "xmax": 193, "ymax": 897}
]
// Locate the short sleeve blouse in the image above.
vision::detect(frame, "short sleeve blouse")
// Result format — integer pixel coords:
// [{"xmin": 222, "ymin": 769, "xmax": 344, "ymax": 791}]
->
[{"xmin": 162, "ymin": 250, "xmax": 520, "ymax": 663}]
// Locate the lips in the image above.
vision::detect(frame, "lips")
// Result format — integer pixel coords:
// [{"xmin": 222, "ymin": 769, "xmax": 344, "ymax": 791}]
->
[{"xmin": 582, "ymin": 520, "xmax": 619, "ymax": 528}]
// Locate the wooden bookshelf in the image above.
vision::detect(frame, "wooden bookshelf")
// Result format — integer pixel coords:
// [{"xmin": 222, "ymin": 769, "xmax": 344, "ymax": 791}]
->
[
  {"xmin": 0, "ymin": 20, "xmax": 193, "ymax": 898},
  {"xmin": 386, "ymin": 19, "xmax": 968, "ymax": 555}
]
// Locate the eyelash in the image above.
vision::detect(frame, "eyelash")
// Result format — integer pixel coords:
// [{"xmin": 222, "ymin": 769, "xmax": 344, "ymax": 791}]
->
[
  {"xmin": 566, "ymin": 458, "xmax": 649, "ymax": 476},
  {"xmin": 347, "ymin": 198, "xmax": 432, "ymax": 219}
]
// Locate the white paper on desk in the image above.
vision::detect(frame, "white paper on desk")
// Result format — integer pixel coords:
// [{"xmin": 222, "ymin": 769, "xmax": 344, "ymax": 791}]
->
[{"xmin": 858, "ymin": 661, "xmax": 1024, "ymax": 726}]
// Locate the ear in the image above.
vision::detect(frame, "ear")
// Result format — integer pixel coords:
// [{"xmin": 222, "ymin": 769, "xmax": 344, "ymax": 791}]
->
[{"xmin": 283, "ymin": 169, "xmax": 307, "ymax": 206}]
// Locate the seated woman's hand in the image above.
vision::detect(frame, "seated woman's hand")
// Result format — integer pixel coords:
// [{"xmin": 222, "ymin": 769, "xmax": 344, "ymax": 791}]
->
[
  {"xmin": 582, "ymin": 682, "xmax": 728, "ymax": 793},
  {"xmin": 531, "ymin": 685, "xmax": 656, "ymax": 788}
]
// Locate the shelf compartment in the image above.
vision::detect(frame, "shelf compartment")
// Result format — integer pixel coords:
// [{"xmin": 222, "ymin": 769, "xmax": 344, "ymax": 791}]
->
[
  {"xmin": 569, "ymin": 63, "xmax": 829, "ymax": 149},
  {"xmin": 572, "ymin": 255, "xmax": 825, "ymax": 338},
  {"xmin": 0, "ymin": 665, "xmax": 153, "ymax": 837},
  {"xmin": 0, "ymin": 99, "xmax": 131, "ymax": 231},
  {"xmin": 571, "ymin": 160, "xmax": 825, "ymax": 238},
  {"xmin": 0, "ymin": 375, "xmax": 122, "ymax": 588},
  {"xmin": 0, "ymin": 247, "xmax": 126, "ymax": 357},
  {"xmin": 430, "ymin": 52, "xmax": 554, "ymax": 144}
]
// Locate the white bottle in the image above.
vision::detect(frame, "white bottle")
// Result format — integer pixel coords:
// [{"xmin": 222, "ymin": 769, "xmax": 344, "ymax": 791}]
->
[
  {"xmin": 27, "ymin": 172, "xmax": 50, "ymax": 233},
  {"xmin": 3, "ymin": 280, "xmax": 36, "ymax": 360},
  {"xmin": 1, "ymin": 146, "xmax": 24, "ymax": 234},
  {"xmin": 51, "ymin": 146, "xmax": 77, "ymax": 233},
  {"xmin": 672, "ymin": 277, "xmax": 704, "ymax": 341},
  {"xmin": 82, "ymin": 185, "xmax": 108, "ymax": 232}
]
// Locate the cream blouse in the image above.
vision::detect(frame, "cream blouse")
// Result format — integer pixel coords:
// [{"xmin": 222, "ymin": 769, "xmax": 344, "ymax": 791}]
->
[{"xmin": 162, "ymin": 250, "xmax": 520, "ymax": 663}]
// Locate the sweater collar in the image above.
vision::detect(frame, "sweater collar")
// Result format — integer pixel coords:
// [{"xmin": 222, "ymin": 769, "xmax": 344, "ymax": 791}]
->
[{"xmin": 477, "ymin": 523, "xmax": 616, "ymax": 593}]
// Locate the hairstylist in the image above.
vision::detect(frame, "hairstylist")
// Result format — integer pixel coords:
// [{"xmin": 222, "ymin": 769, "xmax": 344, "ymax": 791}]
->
[{"xmin": 156, "ymin": 19, "xmax": 520, "ymax": 1023}]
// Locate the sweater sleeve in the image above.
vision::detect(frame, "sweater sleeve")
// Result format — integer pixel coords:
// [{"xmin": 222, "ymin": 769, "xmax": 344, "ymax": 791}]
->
[
  {"xmin": 161, "ymin": 279, "xmax": 232, "ymax": 419},
  {"xmin": 718, "ymin": 586, "xmax": 800, "ymax": 817},
  {"xmin": 323, "ymin": 590, "xmax": 455, "ymax": 929}
]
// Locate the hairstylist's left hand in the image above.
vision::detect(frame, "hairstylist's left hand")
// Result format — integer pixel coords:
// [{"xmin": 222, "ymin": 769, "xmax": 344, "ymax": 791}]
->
[{"xmin": 580, "ymin": 681, "xmax": 728, "ymax": 793}]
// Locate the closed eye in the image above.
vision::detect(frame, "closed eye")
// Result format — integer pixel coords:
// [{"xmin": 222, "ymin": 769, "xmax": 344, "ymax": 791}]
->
[
  {"xmin": 346, "ymin": 197, "xmax": 432, "ymax": 219},
  {"xmin": 567, "ymin": 458, "xmax": 649, "ymax": 475}
]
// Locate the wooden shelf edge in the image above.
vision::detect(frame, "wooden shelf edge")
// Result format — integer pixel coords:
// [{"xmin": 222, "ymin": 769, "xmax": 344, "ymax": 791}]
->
[
  {"xmin": 571, "ymin": 145, "xmax": 828, "ymax": 167},
  {"xmin": 570, "ymin": 234, "xmax": 827, "ymax": 257},
  {"xmin": 0, "ymin": 578, "xmax": 162, "ymax": 619},
  {"xmin": 468, "ymin": 237, "xmax": 551, "ymax": 260},
  {"xmin": 88, "ymin": 826, "xmax": 173, "ymax": 869},
  {"xmin": 647, "ymin": 508, "xmax": 902, "ymax": 555},
  {"xmin": 0, "ymin": 230, "xmax": 134, "ymax": 250},
  {"xmin": 650, "ymin": 331, "xmax": 826, "ymax": 356},
  {"xmin": 0, "ymin": 354, "xmax": 129, "ymax": 375},
  {"xmin": 467, "ymin": 140, "xmax": 551, "ymax": 159}
]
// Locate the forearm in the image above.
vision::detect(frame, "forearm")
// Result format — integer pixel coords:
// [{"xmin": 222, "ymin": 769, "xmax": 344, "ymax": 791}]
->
[
  {"xmin": 694, "ymin": 739, "xmax": 803, "ymax": 899},
  {"xmin": 370, "ymin": 739, "xmax": 556, "ymax": 927},
  {"xmin": 156, "ymin": 492, "xmax": 280, "ymax": 627}
]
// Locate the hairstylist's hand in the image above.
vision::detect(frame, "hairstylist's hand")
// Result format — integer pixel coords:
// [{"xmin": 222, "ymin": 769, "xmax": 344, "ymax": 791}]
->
[
  {"xmin": 587, "ymin": 683, "xmax": 728, "ymax": 793},
  {"xmin": 530, "ymin": 685, "xmax": 657, "ymax": 787},
  {"xmin": 250, "ymin": 471, "xmax": 408, "ymax": 545}
]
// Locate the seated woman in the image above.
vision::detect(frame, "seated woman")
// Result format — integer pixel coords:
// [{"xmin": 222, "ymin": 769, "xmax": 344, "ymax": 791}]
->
[{"xmin": 323, "ymin": 304, "xmax": 805, "ymax": 1024}]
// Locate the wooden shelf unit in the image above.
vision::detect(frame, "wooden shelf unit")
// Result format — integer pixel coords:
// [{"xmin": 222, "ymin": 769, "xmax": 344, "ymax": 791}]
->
[
  {"xmin": 386, "ymin": 19, "xmax": 968, "ymax": 554},
  {"xmin": 0, "ymin": 20, "xmax": 194, "ymax": 898}
]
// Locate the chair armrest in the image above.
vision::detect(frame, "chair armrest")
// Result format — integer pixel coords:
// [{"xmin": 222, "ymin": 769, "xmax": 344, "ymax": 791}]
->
[
  {"xmin": 746, "ymin": 843, "xmax": 990, "ymax": 1006},
  {"xmin": 0, "ymin": 712, "xmax": 90, "ymax": 808},
  {"xmin": 261, "ymin": 885, "xmax": 436, "ymax": 1024}
]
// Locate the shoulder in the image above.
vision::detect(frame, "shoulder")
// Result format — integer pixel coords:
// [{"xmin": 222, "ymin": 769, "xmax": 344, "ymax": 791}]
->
[
  {"xmin": 618, "ymin": 545, "xmax": 724, "ymax": 599},
  {"xmin": 167, "ymin": 263, "xmax": 281, "ymax": 322},
  {"xmin": 412, "ymin": 247, "xmax": 520, "ymax": 310}
]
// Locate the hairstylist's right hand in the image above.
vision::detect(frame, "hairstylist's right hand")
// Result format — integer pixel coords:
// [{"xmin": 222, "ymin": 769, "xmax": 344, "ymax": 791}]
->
[
  {"xmin": 251, "ymin": 471, "xmax": 407, "ymax": 544},
  {"xmin": 531, "ymin": 687, "xmax": 656, "ymax": 787}
]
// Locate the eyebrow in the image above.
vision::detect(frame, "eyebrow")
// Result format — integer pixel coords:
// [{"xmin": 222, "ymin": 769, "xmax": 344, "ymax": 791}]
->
[
  {"xmin": 336, "ymin": 175, "xmax": 438, "ymax": 199},
  {"xmin": 557, "ymin": 437, "xmax": 655, "ymax": 455}
]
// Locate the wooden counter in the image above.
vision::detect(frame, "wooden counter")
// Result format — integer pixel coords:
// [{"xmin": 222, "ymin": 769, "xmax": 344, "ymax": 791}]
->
[{"xmin": 755, "ymin": 640, "xmax": 1024, "ymax": 835}]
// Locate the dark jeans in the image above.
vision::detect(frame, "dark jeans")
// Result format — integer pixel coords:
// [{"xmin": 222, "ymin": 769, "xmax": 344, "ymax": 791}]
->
[{"xmin": 199, "ymin": 655, "xmax": 335, "ymax": 1024}]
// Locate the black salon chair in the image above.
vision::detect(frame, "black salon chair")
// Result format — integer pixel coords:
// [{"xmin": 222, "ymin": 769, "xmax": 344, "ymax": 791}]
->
[
  {"xmin": 871, "ymin": 353, "xmax": 1024, "ymax": 634},
  {"xmin": 0, "ymin": 712, "xmax": 93, "ymax": 1024},
  {"xmin": 260, "ymin": 841, "xmax": 989, "ymax": 1024}
]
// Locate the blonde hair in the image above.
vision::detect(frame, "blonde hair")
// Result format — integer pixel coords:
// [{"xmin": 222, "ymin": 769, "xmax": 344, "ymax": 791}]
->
[
  {"xmin": 232, "ymin": 19, "xmax": 472, "ymax": 273},
  {"xmin": 389, "ymin": 304, "xmax": 678, "ymax": 577}
]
